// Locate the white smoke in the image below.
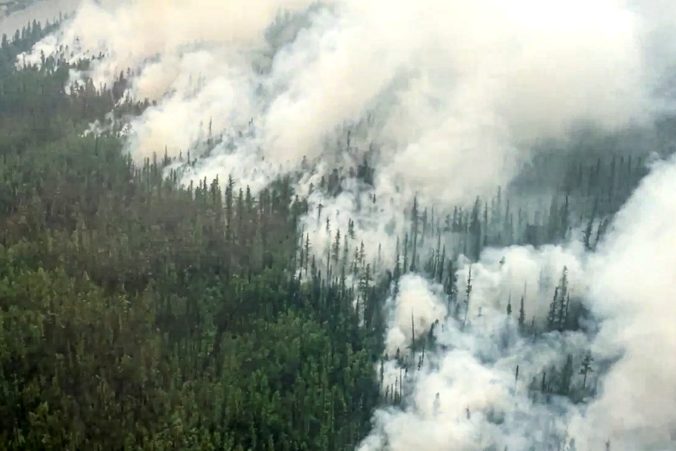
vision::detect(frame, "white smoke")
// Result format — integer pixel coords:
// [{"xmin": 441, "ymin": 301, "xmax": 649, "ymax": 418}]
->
[
  {"xmin": 568, "ymin": 156, "xmax": 676, "ymax": 450},
  {"xmin": 359, "ymin": 156, "xmax": 676, "ymax": 450},
  {"xmin": 23, "ymin": 0, "xmax": 654, "ymax": 203},
  {"xmin": 361, "ymin": 257, "xmax": 591, "ymax": 451},
  {"xmin": 461, "ymin": 244, "xmax": 587, "ymax": 328},
  {"xmin": 384, "ymin": 274, "xmax": 447, "ymax": 356},
  {"xmin": 22, "ymin": 0, "xmax": 670, "ymax": 269}
]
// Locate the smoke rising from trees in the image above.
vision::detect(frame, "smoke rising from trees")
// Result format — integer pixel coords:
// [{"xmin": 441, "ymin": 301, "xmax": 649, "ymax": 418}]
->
[
  {"xmin": 25, "ymin": 0, "xmax": 657, "ymax": 202},
  {"xmin": 15, "ymin": 0, "xmax": 676, "ymax": 449}
]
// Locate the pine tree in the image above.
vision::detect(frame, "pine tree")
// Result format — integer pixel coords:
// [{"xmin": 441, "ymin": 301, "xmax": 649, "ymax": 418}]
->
[
  {"xmin": 332, "ymin": 230, "xmax": 341, "ymax": 264},
  {"xmin": 580, "ymin": 353, "xmax": 594, "ymax": 391},
  {"xmin": 559, "ymin": 354, "xmax": 574, "ymax": 396},
  {"xmin": 518, "ymin": 283, "xmax": 526, "ymax": 330},
  {"xmin": 410, "ymin": 197, "xmax": 419, "ymax": 272},
  {"xmin": 462, "ymin": 265, "xmax": 473, "ymax": 329}
]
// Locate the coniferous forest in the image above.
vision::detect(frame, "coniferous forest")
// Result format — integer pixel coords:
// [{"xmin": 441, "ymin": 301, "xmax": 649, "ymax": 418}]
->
[
  {"xmin": 0, "ymin": 23, "xmax": 383, "ymax": 450},
  {"xmin": 3, "ymin": 4, "xmax": 676, "ymax": 451}
]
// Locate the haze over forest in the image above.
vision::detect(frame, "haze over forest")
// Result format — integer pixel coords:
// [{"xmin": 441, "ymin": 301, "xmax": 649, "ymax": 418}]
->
[{"xmin": 1, "ymin": 1, "xmax": 676, "ymax": 450}]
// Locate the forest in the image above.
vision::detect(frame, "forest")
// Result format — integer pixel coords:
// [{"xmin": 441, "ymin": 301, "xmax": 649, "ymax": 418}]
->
[
  {"xmin": 0, "ymin": 21, "xmax": 385, "ymax": 450},
  {"xmin": 2, "ymin": 3, "xmax": 676, "ymax": 451}
]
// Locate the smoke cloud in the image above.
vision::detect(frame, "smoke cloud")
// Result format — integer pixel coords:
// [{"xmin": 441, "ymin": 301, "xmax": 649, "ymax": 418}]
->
[
  {"xmin": 568, "ymin": 156, "xmax": 676, "ymax": 450},
  {"xmin": 359, "ymin": 156, "xmax": 676, "ymax": 450},
  {"xmin": 360, "ymin": 256, "xmax": 591, "ymax": 450},
  {"xmin": 26, "ymin": 0, "xmax": 674, "ymax": 274},
  {"xmin": 24, "ymin": 0, "xmax": 657, "ymax": 204}
]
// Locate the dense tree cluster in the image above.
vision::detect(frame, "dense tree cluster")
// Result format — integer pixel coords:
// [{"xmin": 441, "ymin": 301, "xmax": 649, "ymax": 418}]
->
[{"xmin": 0, "ymin": 26, "xmax": 379, "ymax": 450}]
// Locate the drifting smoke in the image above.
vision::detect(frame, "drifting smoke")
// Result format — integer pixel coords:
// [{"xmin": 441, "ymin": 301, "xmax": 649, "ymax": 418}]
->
[
  {"xmin": 361, "ymin": 246, "xmax": 591, "ymax": 451},
  {"xmin": 360, "ymin": 153, "xmax": 676, "ymax": 450},
  {"xmin": 568, "ymin": 156, "xmax": 676, "ymax": 450},
  {"xmin": 383, "ymin": 245, "xmax": 587, "ymax": 357},
  {"xmin": 21, "ymin": 0, "xmax": 676, "ymax": 449},
  {"xmin": 456, "ymin": 245, "xmax": 587, "ymax": 328},
  {"xmin": 384, "ymin": 274, "xmax": 448, "ymax": 356},
  {"xmin": 24, "ymin": 0, "xmax": 654, "ymax": 202},
  {"xmin": 22, "ymin": 0, "xmax": 670, "ymax": 267},
  {"xmin": 359, "ymin": 156, "xmax": 676, "ymax": 450}
]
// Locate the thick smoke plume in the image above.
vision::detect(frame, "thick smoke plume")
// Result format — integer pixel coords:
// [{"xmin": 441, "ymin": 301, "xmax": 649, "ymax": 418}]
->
[
  {"xmin": 568, "ymin": 156, "xmax": 676, "ymax": 450},
  {"xmin": 23, "ymin": 0, "xmax": 668, "ymax": 267},
  {"xmin": 25, "ymin": 0, "xmax": 654, "ymax": 203},
  {"xmin": 360, "ymin": 246, "xmax": 590, "ymax": 450},
  {"xmin": 359, "ymin": 156, "xmax": 676, "ymax": 450}
]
